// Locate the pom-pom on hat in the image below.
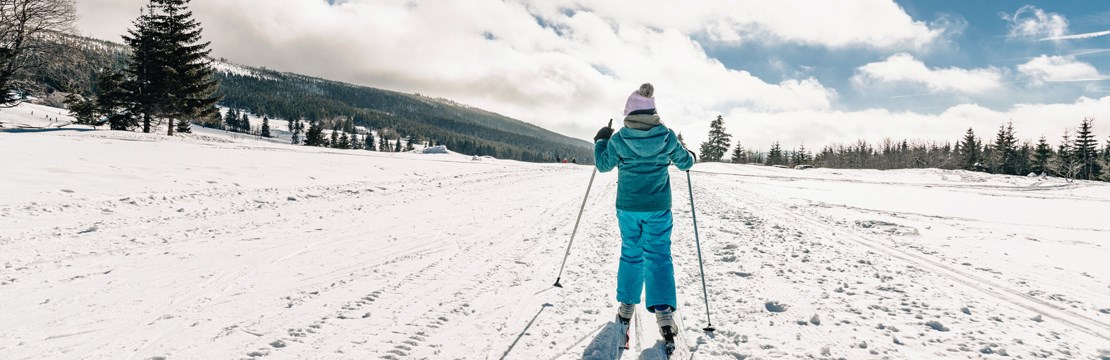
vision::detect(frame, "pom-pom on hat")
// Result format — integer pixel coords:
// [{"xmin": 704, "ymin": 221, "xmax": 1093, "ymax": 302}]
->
[{"xmin": 623, "ymin": 83, "xmax": 656, "ymax": 116}]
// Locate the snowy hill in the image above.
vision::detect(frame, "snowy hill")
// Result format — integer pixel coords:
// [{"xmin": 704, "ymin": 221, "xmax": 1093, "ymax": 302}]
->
[
  {"xmin": 1, "ymin": 113, "xmax": 1109, "ymax": 359},
  {"xmin": 13, "ymin": 32, "xmax": 594, "ymax": 163}
]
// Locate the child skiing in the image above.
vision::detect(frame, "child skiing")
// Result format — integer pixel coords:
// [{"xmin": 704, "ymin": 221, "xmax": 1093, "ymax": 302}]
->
[{"xmin": 593, "ymin": 83, "xmax": 695, "ymax": 353}]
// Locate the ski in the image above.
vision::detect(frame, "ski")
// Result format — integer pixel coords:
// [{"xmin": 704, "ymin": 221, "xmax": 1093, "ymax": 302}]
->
[
  {"xmin": 661, "ymin": 325, "xmax": 676, "ymax": 357},
  {"xmin": 616, "ymin": 315, "xmax": 631, "ymax": 351}
]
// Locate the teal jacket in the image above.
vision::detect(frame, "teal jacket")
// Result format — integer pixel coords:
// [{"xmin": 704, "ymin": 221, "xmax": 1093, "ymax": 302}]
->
[{"xmin": 595, "ymin": 123, "xmax": 695, "ymax": 212}]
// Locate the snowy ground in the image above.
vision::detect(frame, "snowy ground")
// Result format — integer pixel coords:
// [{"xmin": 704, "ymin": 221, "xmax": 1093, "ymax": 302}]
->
[{"xmin": 2, "ymin": 104, "xmax": 1109, "ymax": 359}]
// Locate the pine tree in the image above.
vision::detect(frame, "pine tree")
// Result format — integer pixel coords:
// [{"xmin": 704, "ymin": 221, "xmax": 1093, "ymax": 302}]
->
[
  {"xmin": 766, "ymin": 142, "xmax": 784, "ymax": 165},
  {"xmin": 152, "ymin": 0, "xmax": 220, "ymax": 136},
  {"xmin": 797, "ymin": 144, "xmax": 811, "ymax": 165},
  {"xmin": 993, "ymin": 122, "xmax": 1017, "ymax": 175},
  {"xmin": 1104, "ymin": 138, "xmax": 1110, "ymax": 162},
  {"xmin": 118, "ymin": 0, "xmax": 219, "ymax": 135},
  {"xmin": 175, "ymin": 114, "xmax": 192, "ymax": 133},
  {"xmin": 1103, "ymin": 138, "xmax": 1110, "ymax": 163},
  {"xmin": 93, "ymin": 70, "xmax": 134, "ymax": 131},
  {"xmin": 729, "ymin": 143, "xmax": 746, "ymax": 163},
  {"xmin": 1073, "ymin": 118, "xmax": 1101, "ymax": 180},
  {"xmin": 351, "ymin": 133, "xmax": 362, "ymax": 150},
  {"xmin": 405, "ymin": 136, "xmax": 415, "ymax": 151},
  {"xmin": 241, "ymin": 113, "xmax": 250, "ymax": 134},
  {"xmin": 379, "ymin": 136, "xmax": 389, "ymax": 152},
  {"xmin": 260, "ymin": 117, "xmax": 271, "ymax": 137},
  {"xmin": 677, "ymin": 133, "xmax": 687, "ymax": 149},
  {"xmin": 698, "ymin": 115, "xmax": 732, "ymax": 161},
  {"xmin": 337, "ymin": 131, "xmax": 349, "ymax": 149},
  {"xmin": 1033, "ymin": 135, "xmax": 1052, "ymax": 174},
  {"xmin": 959, "ymin": 128, "xmax": 981, "ymax": 170},
  {"xmin": 292, "ymin": 119, "xmax": 304, "ymax": 144},
  {"xmin": 365, "ymin": 130, "xmax": 376, "ymax": 151},
  {"xmin": 303, "ymin": 120, "xmax": 324, "ymax": 146},
  {"xmin": 121, "ymin": 5, "xmax": 162, "ymax": 134},
  {"xmin": 1056, "ymin": 129, "xmax": 1076, "ymax": 179},
  {"xmin": 329, "ymin": 124, "xmax": 339, "ymax": 147},
  {"xmin": 223, "ymin": 108, "xmax": 237, "ymax": 131},
  {"xmin": 291, "ymin": 122, "xmax": 301, "ymax": 144},
  {"xmin": 65, "ymin": 94, "xmax": 98, "ymax": 125},
  {"xmin": 394, "ymin": 138, "xmax": 403, "ymax": 152}
]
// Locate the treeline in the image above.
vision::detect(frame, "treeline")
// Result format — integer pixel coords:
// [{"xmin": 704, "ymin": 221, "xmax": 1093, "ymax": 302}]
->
[{"xmin": 698, "ymin": 115, "xmax": 1110, "ymax": 182}]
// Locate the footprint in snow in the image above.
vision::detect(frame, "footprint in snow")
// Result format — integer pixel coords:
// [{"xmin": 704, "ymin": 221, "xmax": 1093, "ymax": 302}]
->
[{"xmin": 765, "ymin": 301, "xmax": 788, "ymax": 313}]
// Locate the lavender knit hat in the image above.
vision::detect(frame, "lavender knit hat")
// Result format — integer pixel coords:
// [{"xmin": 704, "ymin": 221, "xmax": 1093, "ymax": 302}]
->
[{"xmin": 623, "ymin": 83, "xmax": 656, "ymax": 116}]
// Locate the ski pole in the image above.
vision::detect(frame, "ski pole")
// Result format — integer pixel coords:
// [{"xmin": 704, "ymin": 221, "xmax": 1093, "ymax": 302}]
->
[
  {"xmin": 686, "ymin": 168, "xmax": 715, "ymax": 332},
  {"xmin": 553, "ymin": 119, "xmax": 611, "ymax": 288},
  {"xmin": 552, "ymin": 168, "xmax": 596, "ymax": 288}
]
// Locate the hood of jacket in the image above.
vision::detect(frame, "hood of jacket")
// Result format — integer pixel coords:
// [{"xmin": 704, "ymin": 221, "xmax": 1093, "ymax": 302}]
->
[{"xmin": 618, "ymin": 123, "xmax": 672, "ymax": 158}]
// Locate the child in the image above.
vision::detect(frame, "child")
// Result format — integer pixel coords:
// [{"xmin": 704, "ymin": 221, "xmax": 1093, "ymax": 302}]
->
[{"xmin": 593, "ymin": 83, "xmax": 695, "ymax": 339}]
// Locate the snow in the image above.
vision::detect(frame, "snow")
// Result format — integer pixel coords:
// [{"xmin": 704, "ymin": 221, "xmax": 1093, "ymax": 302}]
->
[
  {"xmin": 0, "ymin": 102, "xmax": 84, "ymax": 129},
  {"xmin": 421, "ymin": 145, "xmax": 449, "ymax": 154},
  {"xmin": 212, "ymin": 60, "xmax": 262, "ymax": 79},
  {"xmin": 2, "ymin": 105, "xmax": 1110, "ymax": 359}
]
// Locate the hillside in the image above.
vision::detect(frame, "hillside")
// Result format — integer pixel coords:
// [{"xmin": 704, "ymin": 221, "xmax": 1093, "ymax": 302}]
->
[{"xmin": 14, "ymin": 34, "xmax": 593, "ymax": 163}]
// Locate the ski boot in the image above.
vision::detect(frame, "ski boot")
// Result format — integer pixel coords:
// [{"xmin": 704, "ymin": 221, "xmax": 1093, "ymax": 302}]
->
[
  {"xmin": 655, "ymin": 306, "xmax": 677, "ymax": 356},
  {"xmin": 616, "ymin": 302, "xmax": 634, "ymax": 349}
]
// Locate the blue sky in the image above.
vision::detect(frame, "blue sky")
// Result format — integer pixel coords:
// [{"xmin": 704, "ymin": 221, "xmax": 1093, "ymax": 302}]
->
[
  {"xmin": 707, "ymin": 1, "xmax": 1110, "ymax": 113},
  {"xmin": 76, "ymin": 0, "xmax": 1110, "ymax": 149}
]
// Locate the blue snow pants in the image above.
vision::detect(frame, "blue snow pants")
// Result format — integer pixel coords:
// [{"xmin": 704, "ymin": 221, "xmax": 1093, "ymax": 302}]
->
[{"xmin": 615, "ymin": 209, "xmax": 676, "ymax": 312}]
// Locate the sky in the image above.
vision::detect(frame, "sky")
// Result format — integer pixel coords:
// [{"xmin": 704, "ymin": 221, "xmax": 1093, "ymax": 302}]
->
[{"xmin": 74, "ymin": 0, "xmax": 1110, "ymax": 151}]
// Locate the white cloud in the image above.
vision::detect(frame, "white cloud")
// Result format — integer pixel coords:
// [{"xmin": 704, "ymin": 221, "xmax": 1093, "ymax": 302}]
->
[
  {"xmin": 852, "ymin": 53, "xmax": 1005, "ymax": 94},
  {"xmin": 1018, "ymin": 55, "xmax": 1107, "ymax": 84},
  {"xmin": 715, "ymin": 96, "xmax": 1110, "ymax": 151},
  {"xmin": 1040, "ymin": 29, "xmax": 1110, "ymax": 41},
  {"xmin": 1002, "ymin": 5, "xmax": 1068, "ymax": 40}
]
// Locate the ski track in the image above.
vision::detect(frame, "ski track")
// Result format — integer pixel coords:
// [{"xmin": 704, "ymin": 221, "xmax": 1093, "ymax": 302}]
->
[{"xmin": 3, "ymin": 131, "xmax": 1110, "ymax": 359}]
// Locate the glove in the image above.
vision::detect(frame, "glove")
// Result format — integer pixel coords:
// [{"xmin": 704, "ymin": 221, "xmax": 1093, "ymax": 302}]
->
[{"xmin": 594, "ymin": 126, "xmax": 614, "ymax": 141}]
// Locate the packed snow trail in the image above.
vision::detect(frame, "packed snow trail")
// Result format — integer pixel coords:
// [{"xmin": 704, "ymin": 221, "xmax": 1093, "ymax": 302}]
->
[{"xmin": 2, "ymin": 128, "xmax": 1109, "ymax": 359}]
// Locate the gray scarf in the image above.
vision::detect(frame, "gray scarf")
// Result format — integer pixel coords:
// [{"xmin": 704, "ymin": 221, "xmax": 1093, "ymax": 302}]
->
[{"xmin": 624, "ymin": 114, "xmax": 661, "ymax": 130}]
